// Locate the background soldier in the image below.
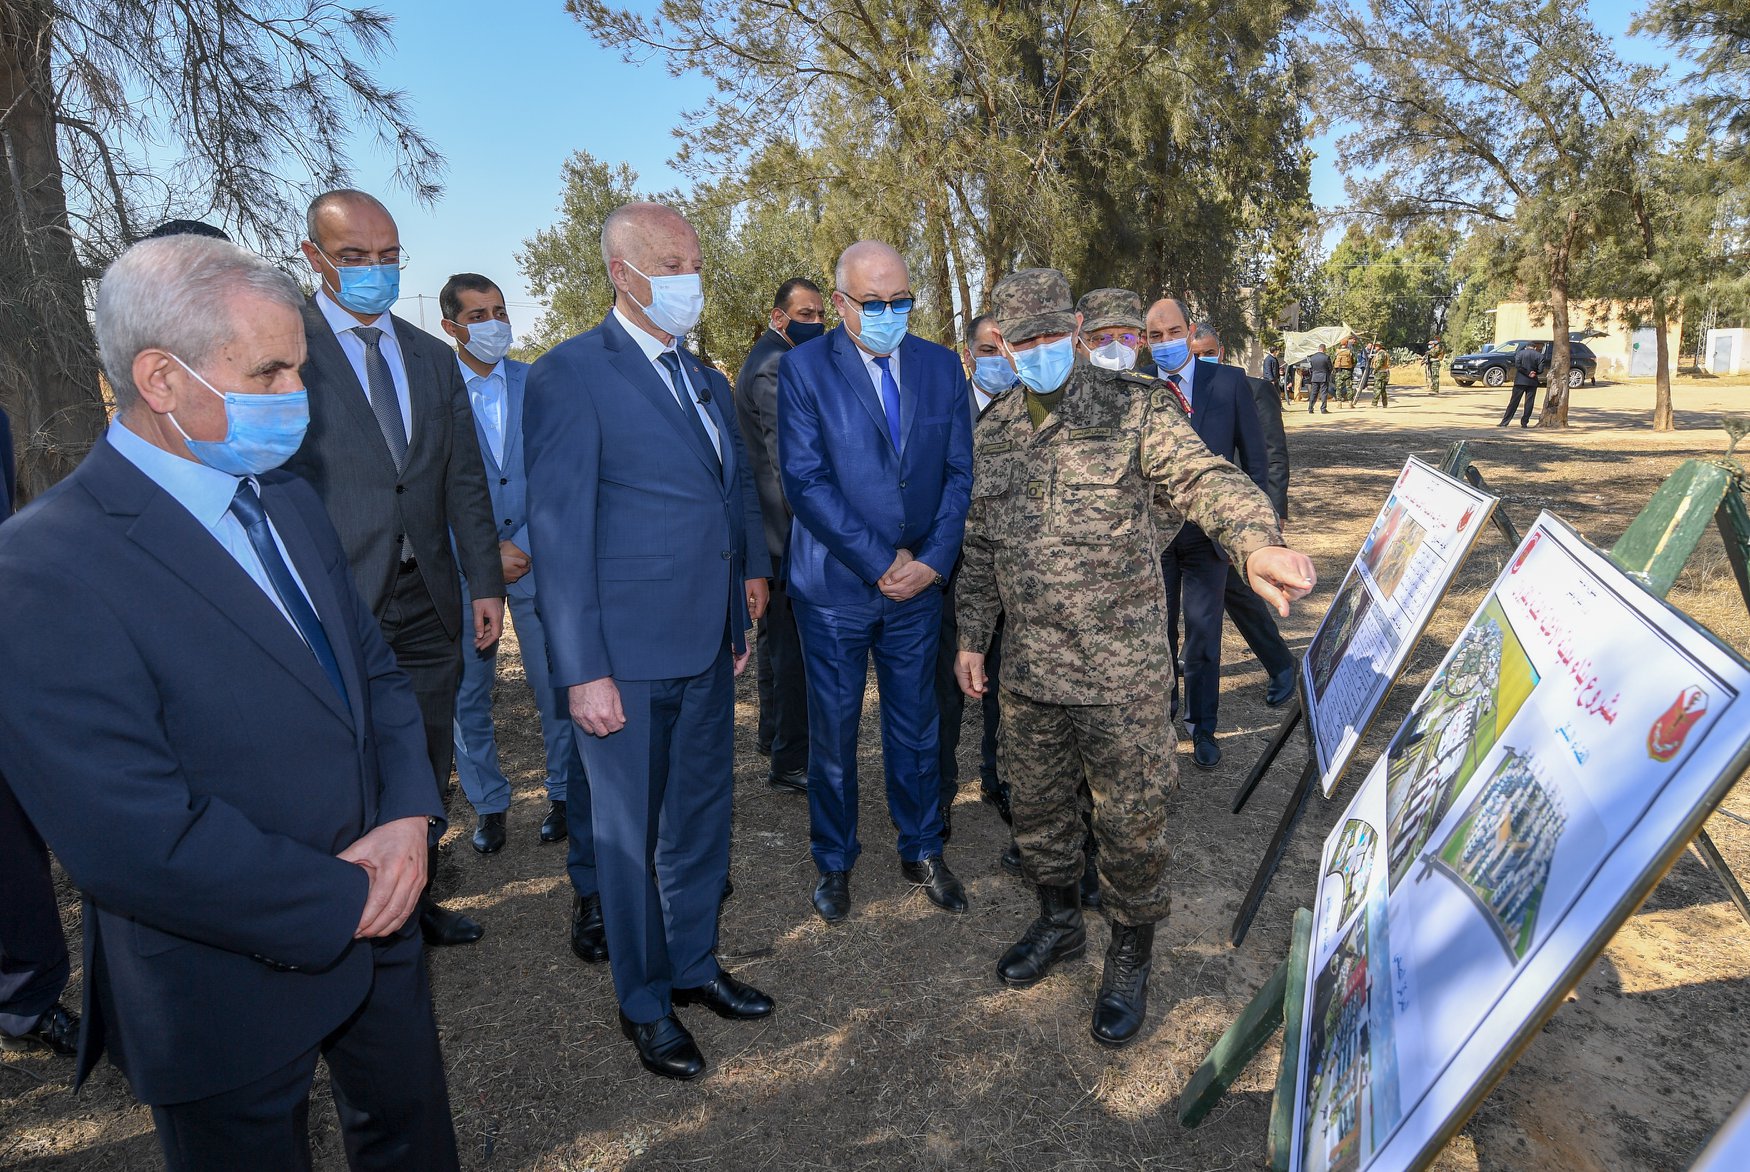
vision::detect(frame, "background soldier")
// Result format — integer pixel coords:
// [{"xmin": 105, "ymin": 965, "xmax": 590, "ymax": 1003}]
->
[
  {"xmin": 954, "ymin": 269, "xmax": 1316, "ymax": 1048},
  {"xmin": 1370, "ymin": 341, "xmax": 1392, "ymax": 407},
  {"xmin": 1332, "ymin": 336, "xmax": 1356, "ymax": 404},
  {"xmin": 1424, "ymin": 335, "xmax": 1447, "ymax": 394}
]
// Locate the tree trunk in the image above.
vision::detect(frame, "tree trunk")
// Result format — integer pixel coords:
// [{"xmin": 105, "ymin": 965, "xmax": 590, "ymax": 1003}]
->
[
  {"xmin": 1538, "ymin": 210, "xmax": 1581, "ymax": 428},
  {"xmin": 1651, "ymin": 296, "xmax": 1674, "ymax": 431},
  {"xmin": 0, "ymin": 2, "xmax": 106, "ymax": 502}
]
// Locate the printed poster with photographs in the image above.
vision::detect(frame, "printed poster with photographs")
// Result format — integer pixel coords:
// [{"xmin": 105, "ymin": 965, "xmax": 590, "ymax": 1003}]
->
[
  {"xmin": 1303, "ymin": 457, "xmax": 1496, "ymax": 798},
  {"xmin": 1291, "ymin": 514, "xmax": 1750, "ymax": 1172}
]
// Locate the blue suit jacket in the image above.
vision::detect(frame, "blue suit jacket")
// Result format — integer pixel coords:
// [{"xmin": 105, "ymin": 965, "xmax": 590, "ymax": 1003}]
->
[
  {"xmin": 524, "ymin": 313, "xmax": 771, "ymax": 686},
  {"xmin": 0, "ymin": 438, "xmax": 439, "ymax": 1105},
  {"xmin": 1176, "ymin": 360, "xmax": 1268, "ymax": 551},
  {"xmin": 777, "ymin": 326, "xmax": 973, "ymax": 604},
  {"xmin": 464, "ymin": 357, "xmax": 535, "ymax": 601}
]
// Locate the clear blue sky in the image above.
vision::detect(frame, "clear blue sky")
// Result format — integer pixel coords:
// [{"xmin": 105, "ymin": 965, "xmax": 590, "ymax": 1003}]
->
[{"xmin": 341, "ymin": 0, "xmax": 1667, "ymax": 339}]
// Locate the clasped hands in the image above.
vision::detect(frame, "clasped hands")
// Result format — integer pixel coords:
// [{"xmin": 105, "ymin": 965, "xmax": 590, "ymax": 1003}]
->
[
  {"xmin": 338, "ymin": 815, "xmax": 428, "ymax": 938},
  {"xmin": 879, "ymin": 549, "xmax": 939, "ymax": 602}
]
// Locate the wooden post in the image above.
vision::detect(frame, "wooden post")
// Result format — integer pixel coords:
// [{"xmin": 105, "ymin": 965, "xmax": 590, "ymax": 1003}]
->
[{"xmin": 1267, "ymin": 909, "xmax": 1316, "ymax": 1171}]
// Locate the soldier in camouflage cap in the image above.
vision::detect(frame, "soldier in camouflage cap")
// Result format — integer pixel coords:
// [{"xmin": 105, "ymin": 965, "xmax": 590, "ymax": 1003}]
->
[
  {"xmin": 955, "ymin": 267, "xmax": 1317, "ymax": 1047},
  {"xmin": 1076, "ymin": 288, "xmax": 1145, "ymax": 372}
]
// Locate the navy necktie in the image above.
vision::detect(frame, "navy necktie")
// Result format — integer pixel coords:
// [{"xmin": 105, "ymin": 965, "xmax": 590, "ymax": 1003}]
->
[
  {"xmin": 873, "ymin": 355, "xmax": 902, "ymax": 451},
  {"xmin": 228, "ymin": 481, "xmax": 348, "ymax": 704},
  {"xmin": 1167, "ymin": 371, "xmax": 1191, "ymax": 414},
  {"xmin": 657, "ymin": 350, "xmax": 720, "ymax": 469}
]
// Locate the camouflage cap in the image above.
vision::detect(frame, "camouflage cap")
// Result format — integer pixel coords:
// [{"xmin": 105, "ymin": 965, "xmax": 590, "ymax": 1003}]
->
[
  {"xmin": 990, "ymin": 268, "xmax": 1075, "ymax": 344},
  {"xmin": 1076, "ymin": 287, "xmax": 1143, "ymax": 335}
]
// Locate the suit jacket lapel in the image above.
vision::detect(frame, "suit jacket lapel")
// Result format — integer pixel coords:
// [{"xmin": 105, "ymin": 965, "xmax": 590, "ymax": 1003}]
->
[
  {"xmin": 828, "ymin": 328, "xmax": 894, "ymax": 453},
  {"xmin": 300, "ymin": 299, "xmax": 398, "ymax": 477},
  {"xmin": 390, "ymin": 316, "xmax": 431, "ymax": 466},
  {"xmin": 602, "ymin": 316, "xmax": 721, "ymax": 482},
  {"xmin": 502, "ymin": 363, "xmax": 526, "ymax": 477},
  {"xmin": 677, "ymin": 348, "xmax": 732, "ymax": 492},
  {"xmin": 897, "ymin": 335, "xmax": 926, "ymax": 458}
]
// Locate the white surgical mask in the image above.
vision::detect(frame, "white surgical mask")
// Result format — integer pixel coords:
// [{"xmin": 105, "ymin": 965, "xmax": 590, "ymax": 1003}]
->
[
  {"xmin": 1088, "ymin": 339, "xmax": 1137, "ymax": 371},
  {"xmin": 624, "ymin": 260, "xmax": 705, "ymax": 337},
  {"xmin": 455, "ymin": 318, "xmax": 513, "ymax": 365}
]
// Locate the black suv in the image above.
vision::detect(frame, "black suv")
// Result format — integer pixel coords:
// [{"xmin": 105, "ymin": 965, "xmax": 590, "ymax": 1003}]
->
[{"xmin": 1449, "ymin": 339, "xmax": 1598, "ymax": 389}]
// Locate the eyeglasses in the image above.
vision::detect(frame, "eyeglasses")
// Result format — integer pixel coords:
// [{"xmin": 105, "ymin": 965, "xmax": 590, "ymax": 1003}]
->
[
  {"xmin": 1087, "ymin": 330, "xmax": 1140, "ymax": 348},
  {"xmin": 320, "ymin": 246, "xmax": 410, "ymax": 270},
  {"xmin": 845, "ymin": 295, "xmax": 914, "ymax": 317}
]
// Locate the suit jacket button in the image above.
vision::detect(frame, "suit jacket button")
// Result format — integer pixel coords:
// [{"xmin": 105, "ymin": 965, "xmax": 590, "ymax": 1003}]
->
[
  {"xmin": 901, "ymin": 480, "xmax": 909, "ymax": 489},
  {"xmin": 395, "ymin": 484, "xmax": 405, "ymax": 494},
  {"xmin": 721, "ymin": 550, "xmax": 731, "ymax": 560},
  {"xmin": 504, "ymin": 519, "xmax": 513, "ymax": 527},
  {"xmin": 499, "ymin": 477, "xmax": 508, "ymax": 486}
]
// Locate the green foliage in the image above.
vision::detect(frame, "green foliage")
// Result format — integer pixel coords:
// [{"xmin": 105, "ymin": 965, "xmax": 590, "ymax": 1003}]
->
[{"xmin": 1318, "ymin": 223, "xmax": 1457, "ymax": 349}]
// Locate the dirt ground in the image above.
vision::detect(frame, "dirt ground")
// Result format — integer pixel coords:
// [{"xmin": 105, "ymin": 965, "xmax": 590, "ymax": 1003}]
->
[{"xmin": 6, "ymin": 372, "xmax": 1750, "ymax": 1170}]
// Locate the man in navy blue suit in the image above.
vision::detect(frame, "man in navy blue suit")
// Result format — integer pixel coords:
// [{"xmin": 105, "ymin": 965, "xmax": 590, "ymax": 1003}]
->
[
  {"xmin": 1145, "ymin": 298, "xmax": 1270, "ymax": 770},
  {"xmin": 0, "ymin": 235, "xmax": 457, "ymax": 1168},
  {"xmin": 525, "ymin": 202, "xmax": 773, "ymax": 1082},
  {"xmin": 778, "ymin": 240, "xmax": 975, "ymax": 924}
]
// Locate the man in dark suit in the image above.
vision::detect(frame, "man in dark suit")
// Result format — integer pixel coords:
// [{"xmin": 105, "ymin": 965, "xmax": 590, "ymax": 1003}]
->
[
  {"xmin": 1501, "ymin": 340, "xmax": 1549, "ymax": 427},
  {"xmin": 778, "ymin": 240, "xmax": 975, "ymax": 924},
  {"xmin": 284, "ymin": 190, "xmax": 504, "ymax": 948},
  {"xmin": 0, "ymin": 403, "xmax": 79, "ymax": 1060},
  {"xmin": 525, "ymin": 202, "xmax": 773, "ymax": 1082},
  {"xmin": 1145, "ymin": 300, "xmax": 1269, "ymax": 770},
  {"xmin": 0, "ymin": 235, "xmax": 457, "ymax": 1168},
  {"xmin": 734, "ymin": 277, "xmax": 826, "ymax": 794},
  {"xmin": 1190, "ymin": 328, "xmax": 1298, "ymax": 711},
  {"xmin": 1306, "ymin": 343, "xmax": 1333, "ymax": 413},
  {"xmin": 1263, "ymin": 344, "xmax": 1285, "ymax": 402}
]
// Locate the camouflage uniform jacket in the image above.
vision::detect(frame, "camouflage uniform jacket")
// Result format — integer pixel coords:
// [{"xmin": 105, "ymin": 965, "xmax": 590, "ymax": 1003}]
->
[{"xmin": 955, "ymin": 365, "xmax": 1283, "ymax": 705}]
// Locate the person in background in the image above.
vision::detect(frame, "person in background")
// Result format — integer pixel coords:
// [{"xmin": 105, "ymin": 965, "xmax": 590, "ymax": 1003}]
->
[
  {"xmin": 1369, "ymin": 341, "xmax": 1392, "ymax": 407},
  {"xmin": 1074, "ymin": 289, "xmax": 1146, "ymax": 372},
  {"xmin": 1424, "ymin": 335, "xmax": 1447, "ymax": 394},
  {"xmin": 1305, "ymin": 343, "xmax": 1332, "ymax": 413},
  {"xmin": 1501, "ymin": 340, "xmax": 1549, "ymax": 428},
  {"xmin": 735, "ymin": 277, "xmax": 826, "ymax": 795},
  {"xmin": 284, "ymin": 189, "xmax": 505, "ymax": 949},
  {"xmin": 0, "ymin": 234, "xmax": 460, "ymax": 1169},
  {"xmin": 1263, "ymin": 344, "xmax": 1285, "ymax": 403}
]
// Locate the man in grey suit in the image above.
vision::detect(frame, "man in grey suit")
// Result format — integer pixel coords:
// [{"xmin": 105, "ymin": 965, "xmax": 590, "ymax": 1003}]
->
[
  {"xmin": 734, "ymin": 277, "xmax": 825, "ymax": 794},
  {"xmin": 285, "ymin": 189, "xmax": 505, "ymax": 948}
]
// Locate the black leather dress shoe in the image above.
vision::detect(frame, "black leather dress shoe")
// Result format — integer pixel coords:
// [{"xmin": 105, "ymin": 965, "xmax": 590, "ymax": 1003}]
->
[
  {"xmin": 570, "ymin": 892, "xmax": 609, "ymax": 962},
  {"xmin": 767, "ymin": 767, "xmax": 807, "ymax": 793},
  {"xmin": 539, "ymin": 800, "xmax": 567, "ymax": 843},
  {"xmin": 900, "ymin": 855, "xmax": 969, "ymax": 913},
  {"xmin": 673, "ymin": 970, "xmax": 775, "ymax": 1020},
  {"xmin": 812, "ymin": 871, "xmax": 851, "ymax": 922},
  {"xmin": 0, "ymin": 1002, "xmax": 77, "ymax": 1056},
  {"xmin": 419, "ymin": 898, "xmax": 485, "ymax": 947},
  {"xmin": 1264, "ymin": 667, "xmax": 1297, "ymax": 708},
  {"xmin": 471, "ymin": 812, "xmax": 506, "ymax": 854},
  {"xmin": 620, "ymin": 1012, "xmax": 706, "ymax": 1081},
  {"xmin": 1192, "ymin": 731, "xmax": 1222, "ymax": 770}
]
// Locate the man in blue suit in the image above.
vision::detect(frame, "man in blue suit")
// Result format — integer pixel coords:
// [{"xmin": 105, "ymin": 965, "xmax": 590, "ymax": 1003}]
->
[
  {"xmin": 1145, "ymin": 298, "xmax": 1270, "ymax": 770},
  {"xmin": 778, "ymin": 240, "xmax": 975, "ymax": 924},
  {"xmin": 439, "ymin": 274, "xmax": 592, "ymax": 887},
  {"xmin": 525, "ymin": 202, "xmax": 773, "ymax": 1082},
  {"xmin": 0, "ymin": 235, "xmax": 457, "ymax": 1168}
]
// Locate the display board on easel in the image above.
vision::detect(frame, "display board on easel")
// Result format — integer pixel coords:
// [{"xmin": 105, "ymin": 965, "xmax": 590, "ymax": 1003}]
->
[
  {"xmin": 1302, "ymin": 457, "xmax": 1496, "ymax": 798},
  {"xmin": 1291, "ymin": 513, "xmax": 1750, "ymax": 1172}
]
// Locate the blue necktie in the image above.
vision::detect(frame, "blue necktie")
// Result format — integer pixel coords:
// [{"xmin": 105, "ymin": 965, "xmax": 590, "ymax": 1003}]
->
[
  {"xmin": 873, "ymin": 355, "xmax": 902, "ymax": 451},
  {"xmin": 657, "ymin": 350, "xmax": 721, "ymax": 469},
  {"xmin": 229, "ymin": 481, "xmax": 348, "ymax": 704}
]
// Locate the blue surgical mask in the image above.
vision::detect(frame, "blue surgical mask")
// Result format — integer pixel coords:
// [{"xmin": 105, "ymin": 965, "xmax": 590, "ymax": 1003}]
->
[
  {"xmin": 783, "ymin": 319, "xmax": 825, "ymax": 346},
  {"xmin": 1008, "ymin": 336, "xmax": 1075, "ymax": 394},
  {"xmin": 851, "ymin": 303, "xmax": 910, "ymax": 356},
  {"xmin": 625, "ymin": 261, "xmax": 705, "ymax": 337},
  {"xmin": 167, "ymin": 355, "xmax": 310, "ymax": 475},
  {"xmin": 1150, "ymin": 337, "xmax": 1191, "ymax": 374},
  {"xmin": 456, "ymin": 318, "xmax": 513, "ymax": 364},
  {"xmin": 972, "ymin": 355, "xmax": 1016, "ymax": 394},
  {"xmin": 1196, "ymin": 354, "xmax": 1219, "ymax": 365},
  {"xmin": 322, "ymin": 254, "xmax": 400, "ymax": 317}
]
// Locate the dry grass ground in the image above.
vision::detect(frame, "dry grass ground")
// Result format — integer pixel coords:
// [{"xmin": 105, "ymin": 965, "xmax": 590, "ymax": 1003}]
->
[{"xmin": 7, "ymin": 372, "xmax": 1750, "ymax": 1170}]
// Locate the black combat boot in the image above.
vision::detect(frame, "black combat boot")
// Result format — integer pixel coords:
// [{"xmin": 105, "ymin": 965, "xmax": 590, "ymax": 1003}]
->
[
  {"xmin": 1079, "ymin": 835, "xmax": 1102, "ymax": 909},
  {"xmin": 1090, "ymin": 921, "xmax": 1155, "ymax": 1047},
  {"xmin": 997, "ymin": 884, "xmax": 1085, "ymax": 988}
]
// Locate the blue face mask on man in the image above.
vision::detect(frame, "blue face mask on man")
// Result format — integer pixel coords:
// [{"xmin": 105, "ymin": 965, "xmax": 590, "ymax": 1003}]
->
[
  {"xmin": 320, "ymin": 249, "xmax": 400, "ymax": 317},
  {"xmin": 1008, "ymin": 336, "xmax": 1076, "ymax": 394},
  {"xmin": 849, "ymin": 302, "xmax": 910, "ymax": 355},
  {"xmin": 1150, "ymin": 336, "xmax": 1191, "ymax": 374},
  {"xmin": 166, "ymin": 354, "xmax": 310, "ymax": 476},
  {"xmin": 971, "ymin": 355, "xmax": 1016, "ymax": 394}
]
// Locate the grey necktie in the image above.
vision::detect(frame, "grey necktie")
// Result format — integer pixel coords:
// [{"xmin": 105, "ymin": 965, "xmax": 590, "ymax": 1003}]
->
[{"xmin": 352, "ymin": 325, "xmax": 408, "ymax": 469}]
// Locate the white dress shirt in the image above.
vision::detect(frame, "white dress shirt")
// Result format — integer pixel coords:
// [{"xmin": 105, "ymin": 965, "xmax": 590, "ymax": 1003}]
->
[
  {"xmin": 459, "ymin": 356, "xmax": 508, "ymax": 466},
  {"xmin": 108, "ymin": 419, "xmax": 316, "ymax": 639},
  {"xmin": 316, "ymin": 289, "xmax": 413, "ymax": 444},
  {"xmin": 613, "ymin": 306, "xmax": 720, "ymax": 458}
]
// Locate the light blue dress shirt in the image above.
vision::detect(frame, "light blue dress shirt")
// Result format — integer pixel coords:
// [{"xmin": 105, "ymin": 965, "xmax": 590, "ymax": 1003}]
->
[
  {"xmin": 613, "ymin": 306, "xmax": 721, "ymax": 458},
  {"xmin": 107, "ymin": 420, "xmax": 316, "ymax": 637},
  {"xmin": 316, "ymin": 289, "xmax": 413, "ymax": 444},
  {"xmin": 459, "ymin": 356, "xmax": 507, "ymax": 466}
]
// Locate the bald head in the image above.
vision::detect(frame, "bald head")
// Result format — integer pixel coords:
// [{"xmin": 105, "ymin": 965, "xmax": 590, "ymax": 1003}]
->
[
  {"xmin": 305, "ymin": 189, "xmax": 395, "ymax": 251},
  {"xmin": 1145, "ymin": 298, "xmax": 1192, "ymax": 338},
  {"xmin": 834, "ymin": 240, "xmax": 908, "ymax": 294},
  {"xmin": 600, "ymin": 201, "xmax": 696, "ymax": 272}
]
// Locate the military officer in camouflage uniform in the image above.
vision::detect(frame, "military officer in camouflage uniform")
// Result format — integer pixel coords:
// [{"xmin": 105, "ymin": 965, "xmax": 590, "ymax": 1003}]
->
[
  {"xmin": 1075, "ymin": 288, "xmax": 1145, "ymax": 372},
  {"xmin": 1332, "ymin": 337, "xmax": 1357, "ymax": 404},
  {"xmin": 953, "ymin": 269, "xmax": 1316, "ymax": 1047},
  {"xmin": 1424, "ymin": 335, "xmax": 1447, "ymax": 394}
]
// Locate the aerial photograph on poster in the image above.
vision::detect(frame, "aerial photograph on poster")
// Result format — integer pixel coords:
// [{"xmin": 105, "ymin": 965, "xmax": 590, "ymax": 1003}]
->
[
  {"xmin": 1358, "ymin": 496, "xmax": 1428, "ymax": 602},
  {"xmin": 1326, "ymin": 818, "xmax": 1378, "ymax": 926},
  {"xmin": 1300, "ymin": 914, "xmax": 1373, "ymax": 1172},
  {"xmin": 1308, "ymin": 568, "xmax": 1375, "ymax": 703}
]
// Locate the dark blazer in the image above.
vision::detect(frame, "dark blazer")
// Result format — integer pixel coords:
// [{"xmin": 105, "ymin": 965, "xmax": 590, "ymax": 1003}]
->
[
  {"xmin": 1305, "ymin": 351, "xmax": 1332, "ymax": 383},
  {"xmin": 734, "ymin": 326, "xmax": 795, "ymax": 564},
  {"xmin": 1514, "ymin": 344, "xmax": 1550, "ymax": 387},
  {"xmin": 777, "ymin": 326, "xmax": 973, "ymax": 603},
  {"xmin": 524, "ymin": 312, "xmax": 770, "ymax": 687},
  {"xmin": 1174, "ymin": 361, "xmax": 1269, "ymax": 558},
  {"xmin": 1262, "ymin": 353, "xmax": 1281, "ymax": 387},
  {"xmin": 1245, "ymin": 374, "xmax": 1291, "ymax": 518},
  {"xmin": 0, "ymin": 437, "xmax": 439, "ymax": 1105},
  {"xmin": 464, "ymin": 358, "xmax": 535, "ymax": 601},
  {"xmin": 284, "ymin": 297, "xmax": 503, "ymax": 638}
]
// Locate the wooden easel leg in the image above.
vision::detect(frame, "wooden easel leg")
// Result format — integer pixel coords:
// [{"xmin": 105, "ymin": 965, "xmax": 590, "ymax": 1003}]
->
[
  {"xmin": 1693, "ymin": 829, "xmax": 1750, "ymax": 929},
  {"xmin": 1231, "ymin": 758, "xmax": 1320, "ymax": 947},
  {"xmin": 1464, "ymin": 466, "xmax": 1522, "ymax": 548},
  {"xmin": 1232, "ymin": 697, "xmax": 1304, "ymax": 815},
  {"xmin": 1267, "ymin": 909, "xmax": 1316, "ymax": 1171}
]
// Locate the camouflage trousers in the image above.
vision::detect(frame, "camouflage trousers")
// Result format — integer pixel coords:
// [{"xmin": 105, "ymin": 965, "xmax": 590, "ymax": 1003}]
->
[
  {"xmin": 1425, "ymin": 362, "xmax": 1440, "ymax": 393},
  {"xmin": 1333, "ymin": 369, "xmax": 1353, "ymax": 401},
  {"xmin": 1372, "ymin": 370, "xmax": 1390, "ymax": 406},
  {"xmin": 998, "ymin": 687, "xmax": 1177, "ymax": 926}
]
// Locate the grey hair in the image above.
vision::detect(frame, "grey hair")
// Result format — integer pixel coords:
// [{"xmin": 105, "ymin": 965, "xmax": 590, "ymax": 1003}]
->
[
  {"xmin": 304, "ymin": 188, "xmax": 389, "ymax": 248},
  {"xmin": 96, "ymin": 235, "xmax": 304, "ymax": 407},
  {"xmin": 1191, "ymin": 322, "xmax": 1220, "ymax": 345}
]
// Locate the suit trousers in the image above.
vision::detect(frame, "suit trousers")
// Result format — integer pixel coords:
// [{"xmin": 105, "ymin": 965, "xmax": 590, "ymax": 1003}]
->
[
  {"xmin": 1162, "ymin": 528, "xmax": 1231, "ymax": 736},
  {"xmin": 753, "ymin": 580, "xmax": 810, "ymax": 774},
  {"xmin": 1222, "ymin": 565, "xmax": 1296, "ymax": 681},
  {"xmin": 1306, "ymin": 379, "xmax": 1330, "ymax": 411},
  {"xmin": 794, "ymin": 589, "xmax": 946, "ymax": 872},
  {"xmin": 933, "ymin": 575, "xmax": 965, "ymax": 810},
  {"xmin": 576, "ymin": 647, "xmax": 733, "ymax": 1024},
  {"xmin": 453, "ymin": 587, "xmax": 585, "ymax": 811},
  {"xmin": 149, "ymin": 931, "xmax": 458, "ymax": 1172},
  {"xmin": 0, "ymin": 773, "xmax": 68, "ymax": 1036},
  {"xmin": 1502, "ymin": 383, "xmax": 1538, "ymax": 426},
  {"xmin": 380, "ymin": 561, "xmax": 463, "ymax": 844}
]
